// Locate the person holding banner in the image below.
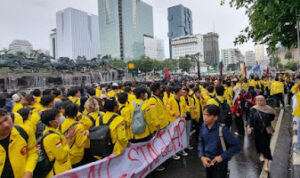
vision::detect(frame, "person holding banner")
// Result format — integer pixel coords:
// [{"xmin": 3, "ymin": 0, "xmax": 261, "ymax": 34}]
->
[{"xmin": 198, "ymin": 105, "xmax": 242, "ymax": 178}]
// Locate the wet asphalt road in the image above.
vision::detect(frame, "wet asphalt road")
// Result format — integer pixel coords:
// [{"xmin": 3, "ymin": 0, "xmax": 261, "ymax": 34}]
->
[
  {"xmin": 147, "ymin": 119, "xmax": 264, "ymax": 178},
  {"xmin": 147, "ymin": 109, "xmax": 293, "ymax": 178}
]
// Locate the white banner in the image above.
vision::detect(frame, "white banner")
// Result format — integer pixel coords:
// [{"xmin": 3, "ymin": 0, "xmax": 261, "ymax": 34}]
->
[{"xmin": 54, "ymin": 118, "xmax": 187, "ymax": 178}]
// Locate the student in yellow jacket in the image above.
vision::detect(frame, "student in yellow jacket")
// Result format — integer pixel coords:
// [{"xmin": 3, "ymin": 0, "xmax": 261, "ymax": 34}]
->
[
  {"xmin": 291, "ymin": 75, "xmax": 300, "ymax": 94},
  {"xmin": 148, "ymin": 82, "xmax": 169, "ymax": 134},
  {"xmin": 129, "ymin": 87, "xmax": 152, "ymax": 142},
  {"xmin": 40, "ymin": 108, "xmax": 76, "ymax": 177},
  {"xmin": 124, "ymin": 86, "xmax": 136, "ymax": 104},
  {"xmin": 168, "ymin": 87, "xmax": 187, "ymax": 123},
  {"xmin": 60, "ymin": 103, "xmax": 89, "ymax": 168},
  {"xmin": 67, "ymin": 88, "xmax": 81, "ymax": 106},
  {"xmin": 270, "ymin": 77, "xmax": 285, "ymax": 107},
  {"xmin": 206, "ymin": 85, "xmax": 226, "ymax": 107},
  {"xmin": 0, "ymin": 109, "xmax": 38, "ymax": 178},
  {"xmin": 12, "ymin": 93, "xmax": 23, "ymax": 113},
  {"xmin": 95, "ymin": 98, "xmax": 128, "ymax": 155},
  {"xmin": 117, "ymin": 93, "xmax": 132, "ymax": 140},
  {"xmin": 80, "ymin": 97, "xmax": 102, "ymax": 130}
]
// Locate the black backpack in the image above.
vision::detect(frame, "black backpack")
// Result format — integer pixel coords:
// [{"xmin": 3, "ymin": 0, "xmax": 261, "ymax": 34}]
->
[
  {"xmin": 89, "ymin": 114, "xmax": 117, "ymax": 157},
  {"xmin": 214, "ymin": 97, "xmax": 232, "ymax": 128},
  {"xmin": 86, "ymin": 112, "xmax": 102, "ymax": 126},
  {"xmin": 36, "ymin": 111, "xmax": 46, "ymax": 139},
  {"xmin": 33, "ymin": 131, "xmax": 58, "ymax": 178}
]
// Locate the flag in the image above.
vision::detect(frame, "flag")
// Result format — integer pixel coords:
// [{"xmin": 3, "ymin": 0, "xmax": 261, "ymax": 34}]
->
[
  {"xmin": 219, "ymin": 61, "xmax": 223, "ymax": 76},
  {"xmin": 241, "ymin": 62, "xmax": 247, "ymax": 78},
  {"xmin": 266, "ymin": 67, "xmax": 269, "ymax": 75},
  {"xmin": 165, "ymin": 67, "xmax": 170, "ymax": 79}
]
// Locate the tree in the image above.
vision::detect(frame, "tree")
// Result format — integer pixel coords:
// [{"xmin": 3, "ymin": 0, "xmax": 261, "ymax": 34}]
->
[
  {"xmin": 221, "ymin": 0, "xmax": 300, "ymax": 50},
  {"xmin": 162, "ymin": 59, "xmax": 178, "ymax": 72},
  {"xmin": 110, "ymin": 59, "xmax": 127, "ymax": 69},
  {"xmin": 152, "ymin": 60, "xmax": 163, "ymax": 73},
  {"xmin": 16, "ymin": 51, "xmax": 26, "ymax": 58},
  {"xmin": 284, "ymin": 61, "xmax": 298, "ymax": 71},
  {"xmin": 285, "ymin": 51, "xmax": 293, "ymax": 61},
  {"xmin": 271, "ymin": 56, "xmax": 281, "ymax": 67},
  {"xmin": 179, "ymin": 57, "xmax": 192, "ymax": 72},
  {"xmin": 0, "ymin": 48, "xmax": 10, "ymax": 55}
]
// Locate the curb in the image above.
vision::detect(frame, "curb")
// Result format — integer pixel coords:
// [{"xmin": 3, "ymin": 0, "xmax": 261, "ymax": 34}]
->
[{"xmin": 259, "ymin": 108, "xmax": 284, "ymax": 178}]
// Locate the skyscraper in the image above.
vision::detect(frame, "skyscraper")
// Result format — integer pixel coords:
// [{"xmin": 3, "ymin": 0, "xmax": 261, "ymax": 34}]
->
[
  {"xmin": 254, "ymin": 44, "xmax": 265, "ymax": 61},
  {"xmin": 203, "ymin": 32, "xmax": 220, "ymax": 66},
  {"xmin": 56, "ymin": 8, "xmax": 100, "ymax": 60},
  {"xmin": 245, "ymin": 51, "xmax": 256, "ymax": 67},
  {"xmin": 168, "ymin": 4, "xmax": 193, "ymax": 59},
  {"xmin": 98, "ymin": 0, "xmax": 154, "ymax": 62}
]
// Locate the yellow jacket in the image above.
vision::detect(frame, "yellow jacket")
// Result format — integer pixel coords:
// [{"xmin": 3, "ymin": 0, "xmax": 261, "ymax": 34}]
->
[
  {"xmin": 107, "ymin": 90, "xmax": 116, "ymax": 98},
  {"xmin": 206, "ymin": 96, "xmax": 225, "ymax": 106},
  {"xmin": 192, "ymin": 94, "xmax": 205, "ymax": 120},
  {"xmin": 119, "ymin": 104, "xmax": 132, "ymax": 139},
  {"xmin": 80, "ymin": 111, "xmax": 101, "ymax": 130},
  {"xmin": 12, "ymin": 112, "xmax": 24, "ymax": 126},
  {"xmin": 95, "ymin": 112, "xmax": 128, "ymax": 155},
  {"xmin": 68, "ymin": 96, "xmax": 81, "ymax": 106},
  {"xmin": 43, "ymin": 127, "xmax": 72, "ymax": 177},
  {"xmin": 129, "ymin": 99, "xmax": 151, "ymax": 140},
  {"xmin": 184, "ymin": 95, "xmax": 197, "ymax": 119},
  {"xmin": 168, "ymin": 96, "xmax": 187, "ymax": 122},
  {"xmin": 249, "ymin": 79, "xmax": 256, "ymax": 87},
  {"xmin": 271, "ymin": 81, "xmax": 284, "ymax": 95},
  {"xmin": 0, "ymin": 126, "xmax": 38, "ymax": 178},
  {"xmin": 291, "ymin": 83, "xmax": 300, "ymax": 94},
  {"xmin": 148, "ymin": 95, "xmax": 169, "ymax": 131},
  {"xmin": 96, "ymin": 88, "xmax": 102, "ymax": 97},
  {"xmin": 293, "ymin": 92, "xmax": 300, "ymax": 117},
  {"xmin": 60, "ymin": 118, "xmax": 89, "ymax": 165},
  {"xmin": 13, "ymin": 102, "xmax": 23, "ymax": 113},
  {"xmin": 128, "ymin": 93, "xmax": 136, "ymax": 104}
]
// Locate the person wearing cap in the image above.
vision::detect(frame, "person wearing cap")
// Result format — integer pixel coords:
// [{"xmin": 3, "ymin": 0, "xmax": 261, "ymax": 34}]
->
[
  {"xmin": 107, "ymin": 83, "xmax": 118, "ymax": 98},
  {"xmin": 12, "ymin": 93, "xmax": 24, "ymax": 113}
]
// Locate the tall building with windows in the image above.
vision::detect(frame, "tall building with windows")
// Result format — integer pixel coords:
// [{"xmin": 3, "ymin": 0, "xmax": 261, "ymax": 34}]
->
[
  {"xmin": 221, "ymin": 48, "xmax": 243, "ymax": 71},
  {"xmin": 168, "ymin": 5, "xmax": 193, "ymax": 59},
  {"xmin": 203, "ymin": 32, "xmax": 220, "ymax": 66},
  {"xmin": 171, "ymin": 34, "xmax": 204, "ymax": 61},
  {"xmin": 55, "ymin": 8, "xmax": 100, "ymax": 60},
  {"xmin": 98, "ymin": 0, "xmax": 153, "ymax": 61},
  {"xmin": 254, "ymin": 44, "xmax": 265, "ymax": 61},
  {"xmin": 245, "ymin": 51, "xmax": 256, "ymax": 67},
  {"xmin": 144, "ymin": 36, "xmax": 165, "ymax": 60}
]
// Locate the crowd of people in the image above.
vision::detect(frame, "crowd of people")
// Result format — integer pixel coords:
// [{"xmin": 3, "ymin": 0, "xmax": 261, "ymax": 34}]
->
[{"xmin": 0, "ymin": 73, "xmax": 299, "ymax": 178}]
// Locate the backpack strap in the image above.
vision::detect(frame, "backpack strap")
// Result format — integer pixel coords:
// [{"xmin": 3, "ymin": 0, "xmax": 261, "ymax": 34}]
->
[
  {"xmin": 14, "ymin": 125, "xmax": 28, "ymax": 142},
  {"xmin": 41, "ymin": 130, "xmax": 58, "ymax": 165},
  {"xmin": 86, "ymin": 114, "xmax": 96, "ymax": 126},
  {"xmin": 62, "ymin": 122, "xmax": 79, "ymax": 135},
  {"xmin": 74, "ymin": 98, "xmax": 79, "ymax": 104},
  {"xmin": 11, "ymin": 113, "xmax": 15, "ymax": 123},
  {"xmin": 119, "ymin": 106, "xmax": 125, "ymax": 114},
  {"xmin": 100, "ymin": 114, "xmax": 118, "ymax": 126},
  {"xmin": 219, "ymin": 126, "xmax": 227, "ymax": 152},
  {"xmin": 214, "ymin": 97, "xmax": 221, "ymax": 105}
]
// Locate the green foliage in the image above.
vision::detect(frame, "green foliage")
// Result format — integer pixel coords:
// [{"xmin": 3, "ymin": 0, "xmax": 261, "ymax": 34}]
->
[
  {"xmin": 271, "ymin": 56, "xmax": 281, "ymax": 67},
  {"xmin": 179, "ymin": 57, "xmax": 192, "ymax": 72},
  {"xmin": 110, "ymin": 60, "xmax": 127, "ymax": 69},
  {"xmin": 285, "ymin": 51, "xmax": 293, "ymax": 60},
  {"xmin": 16, "ymin": 51, "xmax": 26, "ymax": 57},
  {"xmin": 222, "ymin": 0, "xmax": 300, "ymax": 50},
  {"xmin": 284, "ymin": 61, "xmax": 298, "ymax": 71},
  {"xmin": 162, "ymin": 59, "xmax": 178, "ymax": 72}
]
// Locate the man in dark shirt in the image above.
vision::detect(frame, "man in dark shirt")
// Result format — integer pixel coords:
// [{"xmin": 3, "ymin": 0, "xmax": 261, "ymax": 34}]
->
[{"xmin": 198, "ymin": 105, "xmax": 242, "ymax": 178}]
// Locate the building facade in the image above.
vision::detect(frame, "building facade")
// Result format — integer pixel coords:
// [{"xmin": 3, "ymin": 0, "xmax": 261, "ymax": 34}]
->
[
  {"xmin": 98, "ymin": 0, "xmax": 153, "ymax": 62},
  {"xmin": 168, "ymin": 4, "xmax": 193, "ymax": 59},
  {"xmin": 9, "ymin": 40, "xmax": 33, "ymax": 55},
  {"xmin": 203, "ymin": 32, "xmax": 219, "ymax": 66},
  {"xmin": 245, "ymin": 51, "xmax": 256, "ymax": 67},
  {"xmin": 171, "ymin": 34, "xmax": 204, "ymax": 62},
  {"xmin": 144, "ymin": 36, "xmax": 165, "ymax": 60},
  {"xmin": 56, "ymin": 8, "xmax": 100, "ymax": 60},
  {"xmin": 49, "ymin": 29, "xmax": 57, "ymax": 58},
  {"xmin": 254, "ymin": 44, "xmax": 265, "ymax": 61},
  {"xmin": 274, "ymin": 47, "xmax": 300, "ymax": 65},
  {"xmin": 221, "ymin": 48, "xmax": 243, "ymax": 71}
]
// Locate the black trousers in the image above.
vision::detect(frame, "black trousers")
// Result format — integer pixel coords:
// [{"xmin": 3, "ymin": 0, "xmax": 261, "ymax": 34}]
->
[
  {"xmin": 288, "ymin": 92, "xmax": 293, "ymax": 105},
  {"xmin": 206, "ymin": 161, "xmax": 228, "ymax": 178},
  {"xmin": 274, "ymin": 93, "xmax": 284, "ymax": 107},
  {"xmin": 234, "ymin": 115, "xmax": 245, "ymax": 135}
]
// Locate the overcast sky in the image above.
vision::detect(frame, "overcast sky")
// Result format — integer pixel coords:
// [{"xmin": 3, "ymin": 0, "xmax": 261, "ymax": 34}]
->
[{"xmin": 0, "ymin": 0, "xmax": 254, "ymax": 57}]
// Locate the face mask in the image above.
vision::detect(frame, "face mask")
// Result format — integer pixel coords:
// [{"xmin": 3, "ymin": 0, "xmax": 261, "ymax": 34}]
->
[{"xmin": 59, "ymin": 116, "xmax": 65, "ymax": 125}]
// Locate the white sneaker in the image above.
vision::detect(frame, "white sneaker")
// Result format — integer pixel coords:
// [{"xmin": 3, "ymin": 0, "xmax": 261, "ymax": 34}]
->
[
  {"xmin": 179, "ymin": 150, "xmax": 188, "ymax": 156},
  {"xmin": 172, "ymin": 154, "xmax": 181, "ymax": 160},
  {"xmin": 187, "ymin": 145, "xmax": 194, "ymax": 150},
  {"xmin": 156, "ymin": 166, "xmax": 165, "ymax": 172}
]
